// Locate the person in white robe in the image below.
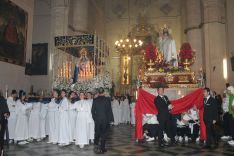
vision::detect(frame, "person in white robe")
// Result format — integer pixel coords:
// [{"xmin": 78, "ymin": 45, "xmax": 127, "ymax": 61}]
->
[
  {"xmin": 112, "ymin": 97, "xmax": 120, "ymax": 125},
  {"xmin": 39, "ymin": 101, "xmax": 48, "ymax": 140},
  {"xmin": 122, "ymin": 97, "xmax": 130, "ymax": 124},
  {"xmin": 6, "ymin": 90, "xmax": 17, "ymax": 142},
  {"xmin": 14, "ymin": 91, "xmax": 32, "ymax": 145},
  {"xmin": 58, "ymin": 89, "xmax": 71, "ymax": 146},
  {"xmin": 158, "ymin": 27, "xmax": 178, "ymax": 67},
  {"xmin": 68, "ymin": 91, "xmax": 78, "ymax": 142},
  {"xmin": 45, "ymin": 106, "xmax": 50, "ymax": 136},
  {"xmin": 130, "ymin": 102, "xmax": 136, "ymax": 125},
  {"xmin": 28, "ymin": 101, "xmax": 41, "ymax": 141},
  {"xmin": 119, "ymin": 97, "xmax": 124, "ymax": 124},
  {"xmin": 72, "ymin": 92, "xmax": 91, "ymax": 148},
  {"xmin": 86, "ymin": 92, "xmax": 95, "ymax": 143},
  {"xmin": 47, "ymin": 89, "xmax": 60, "ymax": 144}
]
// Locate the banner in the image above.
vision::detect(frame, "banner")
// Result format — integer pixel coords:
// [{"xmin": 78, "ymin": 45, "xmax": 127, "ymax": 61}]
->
[{"xmin": 135, "ymin": 88, "xmax": 206, "ymax": 140}]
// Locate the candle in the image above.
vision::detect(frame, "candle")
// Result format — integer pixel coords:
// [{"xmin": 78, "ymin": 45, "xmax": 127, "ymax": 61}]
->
[
  {"xmin": 60, "ymin": 67, "xmax": 62, "ymax": 78},
  {"xmin": 5, "ymin": 85, "xmax": 8, "ymax": 98}
]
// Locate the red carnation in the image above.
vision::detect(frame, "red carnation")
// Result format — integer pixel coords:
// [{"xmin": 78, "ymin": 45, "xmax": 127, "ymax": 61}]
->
[
  {"xmin": 179, "ymin": 42, "xmax": 193, "ymax": 61},
  {"xmin": 145, "ymin": 43, "xmax": 157, "ymax": 61}
]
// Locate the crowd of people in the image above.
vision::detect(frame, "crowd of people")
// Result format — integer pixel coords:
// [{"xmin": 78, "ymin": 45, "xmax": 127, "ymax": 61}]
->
[
  {"xmin": 141, "ymin": 84, "xmax": 234, "ymax": 149},
  {"xmin": 111, "ymin": 95, "xmax": 135, "ymax": 126},
  {"xmin": 1, "ymin": 83, "xmax": 234, "ymax": 154},
  {"xmin": 0, "ymin": 87, "xmax": 114, "ymax": 154}
]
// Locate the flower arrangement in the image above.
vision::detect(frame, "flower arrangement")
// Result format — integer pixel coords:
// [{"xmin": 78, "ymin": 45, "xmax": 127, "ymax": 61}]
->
[
  {"xmin": 179, "ymin": 42, "xmax": 193, "ymax": 61},
  {"xmin": 145, "ymin": 43, "xmax": 158, "ymax": 61},
  {"xmin": 53, "ymin": 71, "xmax": 112, "ymax": 93}
]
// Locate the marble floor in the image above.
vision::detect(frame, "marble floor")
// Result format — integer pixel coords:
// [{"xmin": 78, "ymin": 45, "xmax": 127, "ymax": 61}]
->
[{"xmin": 3, "ymin": 125, "xmax": 234, "ymax": 156}]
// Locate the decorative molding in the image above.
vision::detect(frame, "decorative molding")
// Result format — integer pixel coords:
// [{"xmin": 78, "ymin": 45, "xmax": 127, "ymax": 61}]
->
[{"xmin": 54, "ymin": 35, "xmax": 94, "ymax": 47}]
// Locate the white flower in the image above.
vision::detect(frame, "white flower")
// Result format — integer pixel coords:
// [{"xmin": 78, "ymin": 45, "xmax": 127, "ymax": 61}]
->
[{"xmin": 53, "ymin": 71, "xmax": 112, "ymax": 92}]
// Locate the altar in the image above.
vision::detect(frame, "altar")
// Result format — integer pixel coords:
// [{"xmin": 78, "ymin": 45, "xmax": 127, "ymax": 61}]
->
[{"xmin": 137, "ymin": 31, "xmax": 203, "ymax": 96}]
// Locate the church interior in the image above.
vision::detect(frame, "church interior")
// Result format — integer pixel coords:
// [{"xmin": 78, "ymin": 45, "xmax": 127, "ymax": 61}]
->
[
  {"xmin": 0, "ymin": 0, "xmax": 233, "ymax": 95},
  {"xmin": 1, "ymin": 0, "xmax": 234, "ymax": 155}
]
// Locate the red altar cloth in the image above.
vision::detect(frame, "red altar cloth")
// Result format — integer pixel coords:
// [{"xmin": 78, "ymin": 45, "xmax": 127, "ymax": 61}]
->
[{"xmin": 135, "ymin": 88, "xmax": 206, "ymax": 140}]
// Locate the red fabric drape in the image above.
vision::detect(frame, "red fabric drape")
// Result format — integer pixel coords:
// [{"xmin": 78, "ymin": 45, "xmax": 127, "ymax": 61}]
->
[{"xmin": 135, "ymin": 88, "xmax": 206, "ymax": 140}]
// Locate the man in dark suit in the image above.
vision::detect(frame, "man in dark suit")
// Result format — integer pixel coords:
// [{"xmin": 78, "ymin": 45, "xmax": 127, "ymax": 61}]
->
[
  {"xmin": 154, "ymin": 84, "xmax": 175, "ymax": 148},
  {"xmin": 0, "ymin": 92, "xmax": 10, "ymax": 155},
  {"xmin": 91, "ymin": 87, "xmax": 114, "ymax": 154},
  {"xmin": 203, "ymin": 87, "xmax": 218, "ymax": 148}
]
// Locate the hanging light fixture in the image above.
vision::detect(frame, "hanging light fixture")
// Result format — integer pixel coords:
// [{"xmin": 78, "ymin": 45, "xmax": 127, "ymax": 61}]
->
[
  {"xmin": 115, "ymin": 38, "xmax": 143, "ymax": 54},
  {"xmin": 114, "ymin": 0, "xmax": 143, "ymax": 55}
]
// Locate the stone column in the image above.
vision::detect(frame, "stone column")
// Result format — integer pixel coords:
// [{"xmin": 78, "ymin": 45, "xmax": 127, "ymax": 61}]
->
[
  {"xmin": 202, "ymin": 0, "xmax": 227, "ymax": 93},
  {"xmin": 68, "ymin": 0, "xmax": 89, "ymax": 35},
  {"xmin": 49, "ymin": 0, "xmax": 69, "ymax": 88},
  {"xmin": 51, "ymin": 0, "xmax": 69, "ymax": 36},
  {"xmin": 185, "ymin": 0, "xmax": 203, "ymax": 73}
]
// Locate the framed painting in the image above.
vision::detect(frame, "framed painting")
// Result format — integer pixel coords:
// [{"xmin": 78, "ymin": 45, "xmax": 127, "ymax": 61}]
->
[
  {"xmin": 31, "ymin": 43, "xmax": 48, "ymax": 75},
  {"xmin": 0, "ymin": 0, "xmax": 28, "ymax": 66}
]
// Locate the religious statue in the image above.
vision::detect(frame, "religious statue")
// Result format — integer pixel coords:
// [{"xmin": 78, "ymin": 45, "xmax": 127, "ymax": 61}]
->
[
  {"xmin": 158, "ymin": 25, "xmax": 178, "ymax": 67},
  {"xmin": 73, "ymin": 48, "xmax": 94, "ymax": 82}
]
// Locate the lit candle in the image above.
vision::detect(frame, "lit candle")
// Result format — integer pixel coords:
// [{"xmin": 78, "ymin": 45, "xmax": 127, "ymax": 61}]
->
[
  {"xmin": 60, "ymin": 67, "xmax": 62, "ymax": 79},
  {"xmin": 63, "ymin": 62, "xmax": 66, "ymax": 79}
]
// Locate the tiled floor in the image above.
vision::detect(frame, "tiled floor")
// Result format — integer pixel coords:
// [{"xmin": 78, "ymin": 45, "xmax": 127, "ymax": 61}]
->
[{"xmin": 3, "ymin": 125, "xmax": 234, "ymax": 156}]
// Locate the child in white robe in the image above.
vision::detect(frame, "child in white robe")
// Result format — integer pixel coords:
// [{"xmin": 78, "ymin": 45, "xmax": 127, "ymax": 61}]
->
[
  {"xmin": 119, "ymin": 97, "xmax": 124, "ymax": 124},
  {"xmin": 14, "ymin": 91, "xmax": 32, "ymax": 145},
  {"xmin": 72, "ymin": 92, "xmax": 91, "ymax": 148},
  {"xmin": 112, "ymin": 97, "xmax": 120, "ymax": 125},
  {"xmin": 6, "ymin": 90, "xmax": 17, "ymax": 142},
  {"xmin": 86, "ymin": 92, "xmax": 95, "ymax": 143},
  {"xmin": 47, "ymin": 89, "xmax": 60, "ymax": 144},
  {"xmin": 130, "ymin": 102, "xmax": 136, "ymax": 125},
  {"xmin": 122, "ymin": 97, "xmax": 130, "ymax": 124},
  {"xmin": 39, "ymin": 101, "xmax": 48, "ymax": 140},
  {"xmin": 28, "ymin": 101, "xmax": 41, "ymax": 141},
  {"xmin": 58, "ymin": 89, "xmax": 71, "ymax": 146},
  {"xmin": 68, "ymin": 91, "xmax": 78, "ymax": 142}
]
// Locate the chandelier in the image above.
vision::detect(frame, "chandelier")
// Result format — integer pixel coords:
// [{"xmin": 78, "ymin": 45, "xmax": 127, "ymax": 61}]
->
[
  {"xmin": 114, "ymin": 0, "xmax": 144, "ymax": 55},
  {"xmin": 115, "ymin": 37, "xmax": 143, "ymax": 54}
]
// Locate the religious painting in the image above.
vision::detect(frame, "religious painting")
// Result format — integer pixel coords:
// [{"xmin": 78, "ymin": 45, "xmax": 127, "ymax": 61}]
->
[
  {"xmin": 31, "ymin": 43, "xmax": 48, "ymax": 75},
  {"xmin": 0, "ymin": 0, "xmax": 28, "ymax": 66}
]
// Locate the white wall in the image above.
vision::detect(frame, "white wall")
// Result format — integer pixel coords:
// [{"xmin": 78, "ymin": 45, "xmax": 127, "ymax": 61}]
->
[
  {"xmin": 31, "ymin": 0, "xmax": 51, "ymax": 93},
  {"xmin": 0, "ymin": 0, "xmax": 34, "ymax": 95}
]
